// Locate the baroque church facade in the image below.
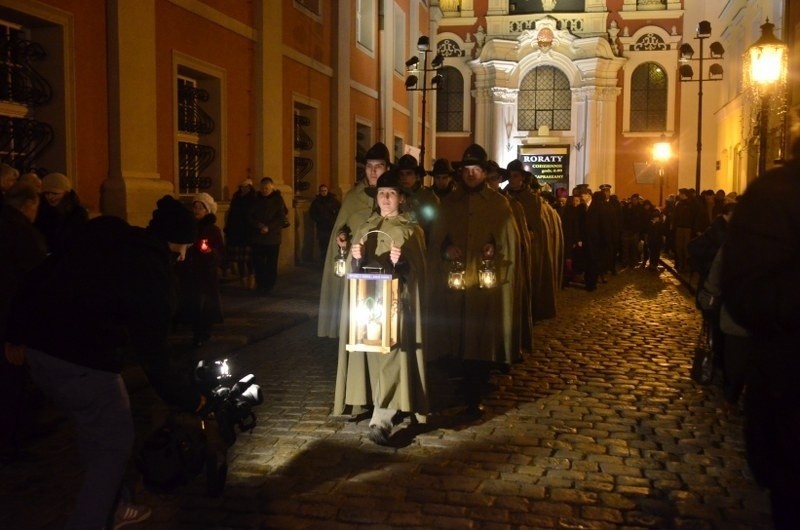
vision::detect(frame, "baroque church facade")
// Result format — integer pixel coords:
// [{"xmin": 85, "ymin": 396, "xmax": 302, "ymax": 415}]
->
[{"xmin": 428, "ymin": 0, "xmax": 683, "ymax": 199}]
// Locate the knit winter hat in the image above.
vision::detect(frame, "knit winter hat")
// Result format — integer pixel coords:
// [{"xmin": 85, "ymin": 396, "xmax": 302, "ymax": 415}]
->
[
  {"xmin": 42, "ymin": 172, "xmax": 72, "ymax": 193},
  {"xmin": 148, "ymin": 195, "xmax": 197, "ymax": 244},
  {"xmin": 192, "ymin": 192, "xmax": 217, "ymax": 215}
]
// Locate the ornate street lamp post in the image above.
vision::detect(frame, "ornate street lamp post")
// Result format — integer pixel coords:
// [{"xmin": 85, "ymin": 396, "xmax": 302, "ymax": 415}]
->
[
  {"xmin": 679, "ymin": 21, "xmax": 724, "ymax": 192},
  {"xmin": 405, "ymin": 36, "xmax": 444, "ymax": 172},
  {"xmin": 653, "ymin": 135, "xmax": 672, "ymax": 207},
  {"xmin": 744, "ymin": 19, "xmax": 788, "ymax": 178}
]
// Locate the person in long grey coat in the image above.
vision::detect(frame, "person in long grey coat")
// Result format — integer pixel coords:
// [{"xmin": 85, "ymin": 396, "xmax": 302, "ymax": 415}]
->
[
  {"xmin": 427, "ymin": 144, "xmax": 520, "ymax": 416},
  {"xmin": 332, "ymin": 168, "xmax": 428, "ymax": 446},
  {"xmin": 318, "ymin": 143, "xmax": 391, "ymax": 338}
]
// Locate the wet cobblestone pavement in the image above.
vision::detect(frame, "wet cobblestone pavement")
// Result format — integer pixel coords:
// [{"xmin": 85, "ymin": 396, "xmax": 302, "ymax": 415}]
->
[{"xmin": 0, "ymin": 265, "xmax": 772, "ymax": 529}]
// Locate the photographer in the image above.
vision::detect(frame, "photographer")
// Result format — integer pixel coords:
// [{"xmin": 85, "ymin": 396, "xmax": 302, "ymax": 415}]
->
[{"xmin": 4, "ymin": 195, "xmax": 207, "ymax": 529}]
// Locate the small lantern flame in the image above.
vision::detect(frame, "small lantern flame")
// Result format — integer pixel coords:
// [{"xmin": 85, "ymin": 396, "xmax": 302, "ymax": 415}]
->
[
  {"xmin": 448, "ymin": 260, "xmax": 466, "ymax": 290},
  {"xmin": 334, "ymin": 246, "xmax": 348, "ymax": 277},
  {"xmin": 479, "ymin": 258, "xmax": 497, "ymax": 289}
]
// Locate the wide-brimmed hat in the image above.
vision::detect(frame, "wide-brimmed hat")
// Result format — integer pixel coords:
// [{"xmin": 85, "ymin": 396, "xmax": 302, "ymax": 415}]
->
[
  {"xmin": 453, "ymin": 144, "xmax": 490, "ymax": 170},
  {"xmin": 363, "ymin": 142, "xmax": 391, "ymax": 163},
  {"xmin": 366, "ymin": 167, "xmax": 407, "ymax": 198},
  {"xmin": 486, "ymin": 160, "xmax": 508, "ymax": 182},
  {"xmin": 396, "ymin": 154, "xmax": 424, "ymax": 177},
  {"xmin": 428, "ymin": 158, "xmax": 454, "ymax": 176},
  {"xmin": 506, "ymin": 159, "xmax": 533, "ymax": 178}
]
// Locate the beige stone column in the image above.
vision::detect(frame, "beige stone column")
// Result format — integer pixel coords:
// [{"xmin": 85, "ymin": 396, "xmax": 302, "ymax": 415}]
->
[
  {"xmin": 489, "ymin": 87, "xmax": 518, "ymax": 165},
  {"xmin": 255, "ymin": 0, "xmax": 294, "ymax": 271},
  {"xmin": 333, "ymin": 0, "xmax": 352, "ymax": 197},
  {"xmin": 582, "ymin": 86, "xmax": 620, "ymax": 190},
  {"xmin": 102, "ymin": 0, "xmax": 172, "ymax": 227}
]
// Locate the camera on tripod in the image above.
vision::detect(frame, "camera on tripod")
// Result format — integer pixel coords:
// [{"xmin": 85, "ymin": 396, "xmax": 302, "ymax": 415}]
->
[{"xmin": 136, "ymin": 358, "xmax": 263, "ymax": 497}]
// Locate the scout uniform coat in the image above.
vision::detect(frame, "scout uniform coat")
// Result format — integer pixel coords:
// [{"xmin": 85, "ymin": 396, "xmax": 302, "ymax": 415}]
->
[
  {"xmin": 317, "ymin": 181, "xmax": 375, "ymax": 337},
  {"xmin": 427, "ymin": 185, "xmax": 520, "ymax": 364},
  {"xmin": 332, "ymin": 212, "xmax": 428, "ymax": 419}
]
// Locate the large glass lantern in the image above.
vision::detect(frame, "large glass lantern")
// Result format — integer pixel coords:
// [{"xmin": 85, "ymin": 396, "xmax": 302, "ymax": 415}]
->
[
  {"xmin": 478, "ymin": 258, "xmax": 497, "ymax": 289},
  {"xmin": 345, "ymin": 271, "xmax": 398, "ymax": 354},
  {"xmin": 448, "ymin": 260, "xmax": 466, "ymax": 290},
  {"xmin": 334, "ymin": 246, "xmax": 348, "ymax": 277}
]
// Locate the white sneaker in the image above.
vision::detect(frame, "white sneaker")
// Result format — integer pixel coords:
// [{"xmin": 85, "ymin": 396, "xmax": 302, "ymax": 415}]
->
[{"xmin": 113, "ymin": 501, "xmax": 152, "ymax": 529}]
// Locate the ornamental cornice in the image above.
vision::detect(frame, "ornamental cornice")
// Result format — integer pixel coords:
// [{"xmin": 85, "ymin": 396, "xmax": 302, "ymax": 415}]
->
[{"xmin": 491, "ymin": 87, "xmax": 518, "ymax": 103}]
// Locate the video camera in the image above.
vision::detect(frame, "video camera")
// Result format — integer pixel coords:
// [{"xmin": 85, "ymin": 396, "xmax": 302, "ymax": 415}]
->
[
  {"xmin": 136, "ymin": 358, "xmax": 263, "ymax": 497},
  {"xmin": 195, "ymin": 359, "xmax": 262, "ymax": 442}
]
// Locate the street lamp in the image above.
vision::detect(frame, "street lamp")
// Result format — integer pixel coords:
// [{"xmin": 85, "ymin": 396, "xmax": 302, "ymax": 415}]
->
[
  {"xmin": 744, "ymin": 19, "xmax": 788, "ymax": 178},
  {"xmin": 405, "ymin": 36, "xmax": 444, "ymax": 173},
  {"xmin": 679, "ymin": 20, "xmax": 724, "ymax": 192},
  {"xmin": 653, "ymin": 135, "xmax": 672, "ymax": 207}
]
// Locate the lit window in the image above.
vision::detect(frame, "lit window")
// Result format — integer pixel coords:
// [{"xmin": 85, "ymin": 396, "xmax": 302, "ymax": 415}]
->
[{"xmin": 518, "ymin": 66, "xmax": 572, "ymax": 131}]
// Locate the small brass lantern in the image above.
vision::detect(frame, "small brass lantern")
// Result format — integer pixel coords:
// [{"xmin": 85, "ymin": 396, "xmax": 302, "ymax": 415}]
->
[
  {"xmin": 334, "ymin": 246, "xmax": 348, "ymax": 277},
  {"xmin": 478, "ymin": 258, "xmax": 497, "ymax": 289},
  {"xmin": 448, "ymin": 260, "xmax": 466, "ymax": 290}
]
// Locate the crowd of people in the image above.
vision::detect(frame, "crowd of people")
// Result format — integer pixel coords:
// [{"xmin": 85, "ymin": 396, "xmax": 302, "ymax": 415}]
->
[
  {"xmin": 0, "ymin": 165, "xmax": 291, "ymax": 528},
  {"xmin": 3, "ymin": 141, "xmax": 797, "ymax": 528},
  {"xmin": 321, "ymin": 142, "xmax": 565, "ymax": 442}
]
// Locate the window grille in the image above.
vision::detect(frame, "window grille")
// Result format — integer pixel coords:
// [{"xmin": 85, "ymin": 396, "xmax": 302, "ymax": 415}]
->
[
  {"xmin": 0, "ymin": 19, "xmax": 53, "ymax": 172},
  {"xmin": 518, "ymin": 66, "xmax": 572, "ymax": 131},
  {"xmin": 630, "ymin": 62, "xmax": 667, "ymax": 131},
  {"xmin": 177, "ymin": 75, "xmax": 215, "ymax": 193}
]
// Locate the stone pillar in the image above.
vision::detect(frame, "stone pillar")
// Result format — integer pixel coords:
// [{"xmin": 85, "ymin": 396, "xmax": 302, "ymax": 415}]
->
[
  {"xmin": 333, "ymin": 0, "xmax": 352, "ymax": 197},
  {"xmin": 103, "ymin": 0, "xmax": 171, "ymax": 227},
  {"xmin": 582, "ymin": 86, "xmax": 620, "ymax": 190},
  {"xmin": 473, "ymin": 86, "xmax": 493, "ymax": 150},
  {"xmin": 255, "ymin": 0, "xmax": 294, "ymax": 271},
  {"xmin": 490, "ymin": 87, "xmax": 518, "ymax": 165}
]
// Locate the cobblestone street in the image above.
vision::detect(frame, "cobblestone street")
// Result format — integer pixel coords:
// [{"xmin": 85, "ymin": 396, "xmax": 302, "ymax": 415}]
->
[{"xmin": 0, "ymin": 265, "xmax": 773, "ymax": 529}]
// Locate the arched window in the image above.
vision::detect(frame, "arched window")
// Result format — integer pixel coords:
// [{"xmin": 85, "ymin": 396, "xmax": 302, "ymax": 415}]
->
[
  {"xmin": 436, "ymin": 66, "xmax": 463, "ymax": 132},
  {"xmin": 518, "ymin": 66, "xmax": 571, "ymax": 131},
  {"xmin": 630, "ymin": 62, "xmax": 667, "ymax": 131}
]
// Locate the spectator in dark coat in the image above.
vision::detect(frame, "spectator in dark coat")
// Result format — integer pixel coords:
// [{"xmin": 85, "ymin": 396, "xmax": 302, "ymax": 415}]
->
[
  {"xmin": 249, "ymin": 177, "xmax": 288, "ymax": 295},
  {"xmin": 175, "ymin": 193, "xmax": 225, "ymax": 349},
  {"xmin": 224, "ymin": 178, "xmax": 257, "ymax": 286},
  {"xmin": 0, "ymin": 184, "xmax": 47, "ymax": 460},
  {"xmin": 721, "ymin": 145, "xmax": 800, "ymax": 530},
  {"xmin": 34, "ymin": 172, "xmax": 88, "ymax": 256},
  {"xmin": 671, "ymin": 189, "xmax": 694, "ymax": 272},
  {"xmin": 309, "ymin": 184, "xmax": 340, "ymax": 258},
  {"xmin": 5, "ymin": 195, "xmax": 206, "ymax": 528},
  {"xmin": 644, "ymin": 209, "xmax": 665, "ymax": 271},
  {"xmin": 558, "ymin": 194, "xmax": 580, "ymax": 286},
  {"xmin": 577, "ymin": 188, "xmax": 605, "ymax": 291}
]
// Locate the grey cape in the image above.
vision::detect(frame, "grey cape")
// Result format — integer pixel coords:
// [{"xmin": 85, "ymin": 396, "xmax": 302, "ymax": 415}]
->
[
  {"xmin": 317, "ymin": 181, "xmax": 374, "ymax": 337},
  {"xmin": 332, "ymin": 212, "xmax": 429, "ymax": 419}
]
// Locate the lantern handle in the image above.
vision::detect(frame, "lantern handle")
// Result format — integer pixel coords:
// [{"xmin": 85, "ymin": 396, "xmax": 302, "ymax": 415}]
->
[{"xmin": 358, "ymin": 230, "xmax": 396, "ymax": 247}]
